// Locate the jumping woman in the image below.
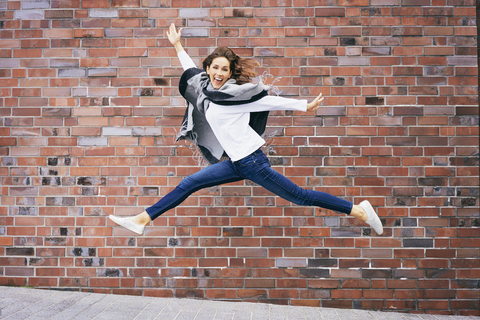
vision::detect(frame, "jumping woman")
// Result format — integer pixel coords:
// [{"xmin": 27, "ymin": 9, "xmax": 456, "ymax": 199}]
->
[{"xmin": 109, "ymin": 24, "xmax": 383, "ymax": 236}]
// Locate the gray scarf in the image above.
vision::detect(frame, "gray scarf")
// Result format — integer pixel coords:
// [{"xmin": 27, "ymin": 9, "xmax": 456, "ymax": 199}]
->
[{"xmin": 176, "ymin": 67, "xmax": 270, "ymax": 164}]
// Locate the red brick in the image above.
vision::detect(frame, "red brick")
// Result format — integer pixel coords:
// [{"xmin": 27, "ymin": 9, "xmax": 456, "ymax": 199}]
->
[{"xmin": 0, "ymin": 1, "xmax": 477, "ymax": 313}]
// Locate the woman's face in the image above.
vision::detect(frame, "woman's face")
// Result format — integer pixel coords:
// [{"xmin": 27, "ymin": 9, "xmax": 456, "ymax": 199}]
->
[{"xmin": 206, "ymin": 57, "xmax": 232, "ymax": 89}]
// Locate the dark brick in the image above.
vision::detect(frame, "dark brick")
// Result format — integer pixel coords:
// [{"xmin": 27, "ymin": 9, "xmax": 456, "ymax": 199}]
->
[
  {"xmin": 330, "ymin": 228, "xmax": 361, "ymax": 237},
  {"xmin": 425, "ymin": 269, "xmax": 455, "ymax": 278},
  {"xmin": 365, "ymin": 97, "xmax": 384, "ymax": 105},
  {"xmin": 141, "ymin": 187, "xmax": 159, "ymax": 195},
  {"xmin": 71, "ymin": 247, "xmax": 96, "ymax": 257},
  {"xmin": 362, "ymin": 269, "xmax": 392, "ymax": 278},
  {"xmin": 403, "ymin": 239, "xmax": 434, "ymax": 248},
  {"xmin": 401, "ymin": 228, "xmax": 415, "ymax": 237},
  {"xmin": 427, "ymin": 187, "xmax": 455, "ymax": 196},
  {"xmin": 461, "ymin": 198, "xmax": 477, "ymax": 206},
  {"xmin": 18, "ymin": 207, "xmax": 38, "ymax": 216},
  {"xmin": 45, "ymin": 237, "xmax": 68, "ymax": 246},
  {"xmin": 299, "ymin": 269, "xmax": 330, "ymax": 278},
  {"xmin": 324, "ymin": 48, "xmax": 337, "ymax": 56},
  {"xmin": 418, "ymin": 178, "xmax": 448, "ymax": 186},
  {"xmin": 322, "ymin": 299, "xmax": 353, "ymax": 309},
  {"xmin": 232, "ymin": 9, "xmax": 251, "ymax": 17},
  {"xmin": 223, "ymin": 228, "xmax": 244, "ymax": 237},
  {"xmin": 98, "ymin": 268, "xmax": 123, "ymax": 277},
  {"xmin": 46, "ymin": 197, "xmax": 75, "ymax": 206},
  {"xmin": 42, "ymin": 177, "xmax": 62, "ymax": 186},
  {"xmin": 340, "ymin": 259, "xmax": 369, "ymax": 268},
  {"xmin": 403, "ymin": 218, "xmax": 417, "ymax": 227},
  {"xmin": 83, "ymin": 258, "xmax": 104, "ymax": 267},
  {"xmin": 308, "ymin": 259, "xmax": 337, "ymax": 268},
  {"xmin": 452, "ymin": 279, "xmax": 480, "ymax": 288},
  {"xmin": 449, "ymin": 157, "xmax": 479, "ymax": 166},
  {"xmin": 6, "ymin": 248, "xmax": 34, "ymax": 256},
  {"xmin": 394, "ymin": 269, "xmax": 424, "ymax": 278},
  {"xmin": 269, "ymin": 157, "xmax": 287, "ymax": 165},
  {"xmin": 141, "ymin": 88, "xmax": 154, "ymax": 96},
  {"xmin": 332, "ymin": 77, "xmax": 345, "ymax": 85},
  {"xmin": 361, "ymin": 8, "xmax": 381, "ymax": 16},
  {"xmin": 48, "ymin": 158, "xmax": 58, "ymax": 166},
  {"xmin": 340, "ymin": 38, "xmax": 356, "ymax": 46},
  {"xmin": 77, "ymin": 177, "xmax": 107, "ymax": 186},
  {"xmin": 81, "ymin": 187, "xmax": 96, "ymax": 196}
]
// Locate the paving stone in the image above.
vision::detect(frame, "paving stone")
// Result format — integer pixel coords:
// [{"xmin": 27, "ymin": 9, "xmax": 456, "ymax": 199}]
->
[
  {"xmin": 195, "ymin": 302, "xmax": 218, "ymax": 319},
  {"xmin": 93, "ymin": 296, "xmax": 139, "ymax": 319},
  {"xmin": 111, "ymin": 297, "xmax": 156, "ymax": 320},
  {"xmin": 0, "ymin": 290, "xmax": 59, "ymax": 318},
  {"xmin": 128, "ymin": 297, "xmax": 169, "ymax": 320},
  {"xmin": 319, "ymin": 308, "xmax": 342, "ymax": 319},
  {"xmin": 196, "ymin": 308, "xmax": 218, "ymax": 318},
  {"xmin": 214, "ymin": 313, "xmax": 235, "ymax": 320},
  {"xmin": 303, "ymin": 307, "xmax": 322, "ymax": 320},
  {"xmin": 25, "ymin": 292, "xmax": 87, "ymax": 320},
  {"xmin": 0, "ymin": 287, "xmax": 25, "ymax": 299},
  {"xmin": 286, "ymin": 306, "xmax": 307, "ymax": 319},
  {"xmin": 49, "ymin": 293, "xmax": 105, "ymax": 320},
  {"xmin": 70, "ymin": 293, "xmax": 122, "ymax": 320},
  {"xmin": 3, "ymin": 291, "xmax": 70, "ymax": 320},
  {"xmin": 156, "ymin": 297, "xmax": 187, "ymax": 316}
]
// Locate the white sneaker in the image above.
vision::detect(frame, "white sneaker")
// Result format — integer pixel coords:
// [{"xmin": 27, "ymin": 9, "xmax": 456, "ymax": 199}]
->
[
  {"xmin": 359, "ymin": 200, "xmax": 383, "ymax": 235},
  {"xmin": 109, "ymin": 215, "xmax": 145, "ymax": 235}
]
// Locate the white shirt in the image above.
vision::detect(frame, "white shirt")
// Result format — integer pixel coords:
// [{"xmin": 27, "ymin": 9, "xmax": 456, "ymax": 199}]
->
[{"xmin": 178, "ymin": 51, "xmax": 307, "ymax": 162}]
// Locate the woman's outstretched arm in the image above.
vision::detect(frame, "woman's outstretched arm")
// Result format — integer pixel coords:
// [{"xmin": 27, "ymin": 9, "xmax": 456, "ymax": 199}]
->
[{"xmin": 306, "ymin": 93, "xmax": 324, "ymax": 111}]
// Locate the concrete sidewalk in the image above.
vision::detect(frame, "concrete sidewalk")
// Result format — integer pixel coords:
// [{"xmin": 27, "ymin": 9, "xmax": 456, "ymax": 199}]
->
[{"xmin": 0, "ymin": 286, "xmax": 478, "ymax": 320}]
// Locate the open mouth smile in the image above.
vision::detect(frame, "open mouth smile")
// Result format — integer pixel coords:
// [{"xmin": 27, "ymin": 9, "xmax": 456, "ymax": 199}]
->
[{"xmin": 212, "ymin": 77, "xmax": 224, "ymax": 87}]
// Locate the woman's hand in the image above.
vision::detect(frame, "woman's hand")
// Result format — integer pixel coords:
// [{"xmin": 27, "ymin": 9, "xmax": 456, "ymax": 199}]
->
[
  {"xmin": 167, "ymin": 23, "xmax": 183, "ymax": 46},
  {"xmin": 306, "ymin": 93, "xmax": 324, "ymax": 111}
]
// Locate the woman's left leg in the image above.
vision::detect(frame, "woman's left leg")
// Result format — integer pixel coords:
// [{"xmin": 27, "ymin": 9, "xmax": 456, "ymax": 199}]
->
[
  {"xmin": 232, "ymin": 149, "xmax": 353, "ymax": 214},
  {"xmin": 232, "ymin": 149, "xmax": 383, "ymax": 234}
]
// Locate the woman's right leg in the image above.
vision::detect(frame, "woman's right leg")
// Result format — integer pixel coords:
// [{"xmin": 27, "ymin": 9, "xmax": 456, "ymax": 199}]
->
[{"xmin": 145, "ymin": 160, "xmax": 243, "ymax": 220}]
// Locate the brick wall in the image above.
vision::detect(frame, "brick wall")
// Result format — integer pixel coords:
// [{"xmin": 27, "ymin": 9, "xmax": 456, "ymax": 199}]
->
[{"xmin": 0, "ymin": 0, "xmax": 479, "ymax": 316}]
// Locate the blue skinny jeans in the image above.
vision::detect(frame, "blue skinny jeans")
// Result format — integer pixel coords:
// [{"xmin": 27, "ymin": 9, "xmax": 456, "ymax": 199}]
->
[{"xmin": 146, "ymin": 149, "xmax": 353, "ymax": 220}]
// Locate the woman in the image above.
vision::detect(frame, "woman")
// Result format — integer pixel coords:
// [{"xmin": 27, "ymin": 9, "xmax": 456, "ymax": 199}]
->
[{"xmin": 109, "ymin": 24, "xmax": 383, "ymax": 236}]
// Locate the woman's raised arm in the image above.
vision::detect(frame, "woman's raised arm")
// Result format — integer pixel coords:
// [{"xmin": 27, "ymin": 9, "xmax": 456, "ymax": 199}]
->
[
  {"xmin": 167, "ymin": 23, "xmax": 184, "ymax": 53},
  {"xmin": 167, "ymin": 23, "xmax": 196, "ymax": 70}
]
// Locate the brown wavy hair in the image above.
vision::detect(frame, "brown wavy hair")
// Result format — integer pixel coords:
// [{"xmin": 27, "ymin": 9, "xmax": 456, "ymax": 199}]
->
[{"xmin": 202, "ymin": 46, "xmax": 259, "ymax": 85}]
